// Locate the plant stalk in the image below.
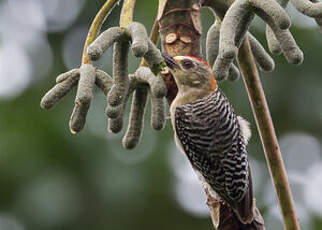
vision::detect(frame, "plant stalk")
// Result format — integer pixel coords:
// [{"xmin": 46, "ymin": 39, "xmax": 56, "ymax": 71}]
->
[
  {"xmin": 237, "ymin": 36, "xmax": 301, "ymax": 230},
  {"xmin": 120, "ymin": 0, "xmax": 136, "ymax": 27},
  {"xmin": 82, "ymin": 0, "xmax": 120, "ymax": 64}
]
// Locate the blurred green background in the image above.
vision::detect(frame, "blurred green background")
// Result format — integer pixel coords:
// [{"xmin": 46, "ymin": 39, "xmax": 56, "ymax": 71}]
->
[{"xmin": 0, "ymin": 0, "xmax": 322, "ymax": 229}]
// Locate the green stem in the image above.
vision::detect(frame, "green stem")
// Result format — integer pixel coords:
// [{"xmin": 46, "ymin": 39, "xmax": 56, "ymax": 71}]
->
[
  {"xmin": 82, "ymin": 0, "xmax": 120, "ymax": 64},
  {"xmin": 120, "ymin": 0, "xmax": 136, "ymax": 27}
]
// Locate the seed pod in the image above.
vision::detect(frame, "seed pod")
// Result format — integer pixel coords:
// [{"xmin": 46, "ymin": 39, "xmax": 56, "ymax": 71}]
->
[
  {"xmin": 215, "ymin": 0, "xmax": 299, "ymax": 79},
  {"xmin": 265, "ymin": 0, "xmax": 288, "ymax": 55},
  {"xmin": 95, "ymin": 70, "xmax": 113, "ymax": 96},
  {"xmin": 143, "ymin": 40, "xmax": 164, "ymax": 75},
  {"xmin": 108, "ymin": 79, "xmax": 135, "ymax": 133},
  {"xmin": 213, "ymin": 53, "xmax": 234, "ymax": 81},
  {"xmin": 108, "ymin": 41, "xmax": 130, "ymax": 107},
  {"xmin": 248, "ymin": 33, "xmax": 275, "ymax": 72},
  {"xmin": 248, "ymin": 0, "xmax": 291, "ymax": 30},
  {"xmin": 270, "ymin": 26, "xmax": 304, "ymax": 65},
  {"xmin": 310, "ymin": 0, "xmax": 322, "ymax": 30},
  {"xmin": 150, "ymin": 91, "xmax": 166, "ymax": 131},
  {"xmin": 127, "ymin": 22, "xmax": 149, "ymax": 57},
  {"xmin": 69, "ymin": 64, "xmax": 96, "ymax": 134},
  {"xmin": 264, "ymin": 0, "xmax": 304, "ymax": 64},
  {"xmin": 291, "ymin": 0, "xmax": 322, "ymax": 17},
  {"xmin": 227, "ymin": 64, "xmax": 240, "ymax": 81},
  {"xmin": 206, "ymin": 20, "xmax": 240, "ymax": 81},
  {"xmin": 215, "ymin": 0, "xmax": 254, "ymax": 80},
  {"xmin": 41, "ymin": 71, "xmax": 79, "ymax": 109},
  {"xmin": 266, "ymin": 26, "xmax": 282, "ymax": 55},
  {"xmin": 122, "ymin": 87, "xmax": 148, "ymax": 149},
  {"xmin": 87, "ymin": 27, "xmax": 126, "ymax": 61},
  {"xmin": 134, "ymin": 67, "xmax": 167, "ymax": 98},
  {"xmin": 106, "ymin": 104, "xmax": 122, "ymax": 119},
  {"xmin": 206, "ymin": 20, "xmax": 221, "ymax": 67},
  {"xmin": 108, "ymin": 115, "xmax": 124, "ymax": 134},
  {"xmin": 56, "ymin": 69, "xmax": 79, "ymax": 83}
]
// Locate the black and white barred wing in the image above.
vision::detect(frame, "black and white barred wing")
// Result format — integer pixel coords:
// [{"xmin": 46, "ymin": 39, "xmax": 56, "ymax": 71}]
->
[{"xmin": 174, "ymin": 91, "xmax": 254, "ymax": 223}]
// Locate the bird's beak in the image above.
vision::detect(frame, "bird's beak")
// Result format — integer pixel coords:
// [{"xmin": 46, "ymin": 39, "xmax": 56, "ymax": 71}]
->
[{"xmin": 162, "ymin": 53, "xmax": 180, "ymax": 70}]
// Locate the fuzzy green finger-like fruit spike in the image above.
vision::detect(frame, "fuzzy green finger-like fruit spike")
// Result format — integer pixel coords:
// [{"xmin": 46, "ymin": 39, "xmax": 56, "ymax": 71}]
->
[
  {"xmin": 206, "ymin": 20, "xmax": 240, "ymax": 81},
  {"xmin": 150, "ymin": 92, "xmax": 166, "ymax": 131},
  {"xmin": 213, "ymin": 52, "xmax": 237, "ymax": 81},
  {"xmin": 127, "ymin": 22, "xmax": 149, "ymax": 57},
  {"xmin": 214, "ymin": 0, "xmax": 254, "ymax": 80},
  {"xmin": 248, "ymin": 33, "xmax": 275, "ymax": 72},
  {"xmin": 206, "ymin": 20, "xmax": 221, "ymax": 67},
  {"xmin": 87, "ymin": 27, "xmax": 126, "ymax": 61},
  {"xmin": 248, "ymin": 0, "xmax": 291, "ymax": 30},
  {"xmin": 310, "ymin": 0, "xmax": 322, "ymax": 30},
  {"xmin": 266, "ymin": 26, "xmax": 282, "ymax": 54},
  {"xmin": 106, "ymin": 103, "xmax": 122, "ymax": 119},
  {"xmin": 107, "ymin": 79, "xmax": 135, "ymax": 133},
  {"xmin": 206, "ymin": 22, "xmax": 275, "ymax": 74},
  {"xmin": 106, "ymin": 75, "xmax": 135, "ymax": 120},
  {"xmin": 215, "ymin": 0, "xmax": 292, "ymax": 79},
  {"xmin": 265, "ymin": 0, "xmax": 289, "ymax": 55},
  {"xmin": 107, "ymin": 41, "xmax": 130, "ymax": 107},
  {"xmin": 270, "ymin": 26, "xmax": 304, "ymax": 65},
  {"xmin": 95, "ymin": 70, "xmax": 113, "ymax": 96},
  {"xmin": 69, "ymin": 64, "xmax": 96, "ymax": 134},
  {"xmin": 291, "ymin": 0, "xmax": 322, "ymax": 17},
  {"xmin": 108, "ymin": 97, "xmax": 130, "ymax": 133},
  {"xmin": 134, "ymin": 67, "xmax": 167, "ymax": 98},
  {"xmin": 56, "ymin": 69, "xmax": 80, "ymax": 83},
  {"xmin": 264, "ymin": 0, "xmax": 303, "ymax": 65},
  {"xmin": 40, "ymin": 69, "xmax": 80, "ymax": 109},
  {"xmin": 107, "ymin": 105, "xmax": 125, "ymax": 133},
  {"xmin": 122, "ymin": 87, "xmax": 148, "ymax": 149},
  {"xmin": 108, "ymin": 115, "xmax": 124, "ymax": 134},
  {"xmin": 143, "ymin": 40, "xmax": 165, "ymax": 75},
  {"xmin": 227, "ymin": 64, "xmax": 240, "ymax": 81}
]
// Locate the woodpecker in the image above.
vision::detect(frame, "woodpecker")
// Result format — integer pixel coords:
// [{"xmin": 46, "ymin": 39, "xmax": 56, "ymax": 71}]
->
[{"xmin": 162, "ymin": 53, "xmax": 254, "ymax": 224}]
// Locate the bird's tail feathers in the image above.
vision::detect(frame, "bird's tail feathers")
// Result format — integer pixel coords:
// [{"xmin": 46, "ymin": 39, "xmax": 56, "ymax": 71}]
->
[{"xmin": 232, "ymin": 165, "xmax": 254, "ymax": 224}]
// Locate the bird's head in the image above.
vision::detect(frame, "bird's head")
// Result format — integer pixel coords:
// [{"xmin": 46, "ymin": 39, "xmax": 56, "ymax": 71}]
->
[{"xmin": 162, "ymin": 53, "xmax": 217, "ymax": 93}]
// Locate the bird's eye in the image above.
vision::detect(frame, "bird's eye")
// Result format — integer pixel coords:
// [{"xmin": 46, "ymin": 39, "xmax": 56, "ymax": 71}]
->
[{"xmin": 181, "ymin": 60, "xmax": 194, "ymax": 69}]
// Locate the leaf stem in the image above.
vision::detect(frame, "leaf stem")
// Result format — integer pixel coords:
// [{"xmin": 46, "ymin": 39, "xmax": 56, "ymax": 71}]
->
[
  {"xmin": 82, "ymin": 0, "xmax": 120, "ymax": 64},
  {"xmin": 120, "ymin": 0, "xmax": 136, "ymax": 27}
]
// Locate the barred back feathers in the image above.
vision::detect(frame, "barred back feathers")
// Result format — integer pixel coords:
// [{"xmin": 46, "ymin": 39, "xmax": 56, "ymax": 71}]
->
[{"xmin": 173, "ymin": 89, "xmax": 254, "ymax": 223}]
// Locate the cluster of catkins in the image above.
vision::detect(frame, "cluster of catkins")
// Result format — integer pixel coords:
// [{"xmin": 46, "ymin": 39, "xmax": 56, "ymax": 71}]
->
[
  {"xmin": 41, "ymin": 0, "xmax": 322, "ymax": 149},
  {"xmin": 205, "ymin": 0, "xmax": 322, "ymax": 81},
  {"xmin": 41, "ymin": 22, "xmax": 167, "ymax": 149}
]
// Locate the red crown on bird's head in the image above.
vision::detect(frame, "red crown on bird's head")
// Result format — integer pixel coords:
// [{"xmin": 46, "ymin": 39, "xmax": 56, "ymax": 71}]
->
[
  {"xmin": 186, "ymin": 56, "xmax": 217, "ymax": 91},
  {"xmin": 187, "ymin": 56, "xmax": 210, "ymax": 68}
]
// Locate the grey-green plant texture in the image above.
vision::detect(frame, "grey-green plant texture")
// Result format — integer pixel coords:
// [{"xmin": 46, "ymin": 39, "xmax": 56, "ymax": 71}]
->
[
  {"xmin": 2, "ymin": 0, "xmax": 322, "ymax": 230},
  {"xmin": 38, "ymin": 0, "xmax": 322, "ymax": 229}
]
